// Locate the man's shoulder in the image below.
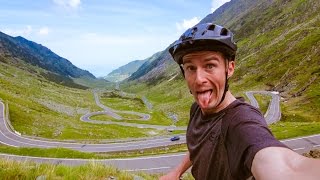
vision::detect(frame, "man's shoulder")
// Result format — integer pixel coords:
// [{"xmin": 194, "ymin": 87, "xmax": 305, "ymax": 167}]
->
[
  {"xmin": 189, "ymin": 102, "xmax": 200, "ymax": 118},
  {"xmin": 226, "ymin": 99, "xmax": 255, "ymax": 112},
  {"xmin": 225, "ymin": 99, "xmax": 264, "ymax": 122},
  {"xmin": 190, "ymin": 102, "xmax": 199, "ymax": 112}
]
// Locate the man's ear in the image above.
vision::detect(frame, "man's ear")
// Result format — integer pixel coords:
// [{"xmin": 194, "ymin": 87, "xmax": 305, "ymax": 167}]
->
[{"xmin": 227, "ymin": 61, "xmax": 235, "ymax": 78}]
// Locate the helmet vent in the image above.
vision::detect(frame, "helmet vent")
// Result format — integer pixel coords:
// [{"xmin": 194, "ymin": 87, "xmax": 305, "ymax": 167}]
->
[
  {"xmin": 220, "ymin": 28, "xmax": 228, "ymax": 36},
  {"xmin": 207, "ymin": 24, "xmax": 216, "ymax": 31}
]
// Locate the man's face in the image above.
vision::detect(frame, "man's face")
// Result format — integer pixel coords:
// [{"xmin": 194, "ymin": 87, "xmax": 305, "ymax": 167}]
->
[{"xmin": 182, "ymin": 51, "xmax": 234, "ymax": 114}]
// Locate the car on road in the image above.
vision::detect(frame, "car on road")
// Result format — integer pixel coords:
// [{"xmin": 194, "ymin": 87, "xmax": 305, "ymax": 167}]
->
[
  {"xmin": 170, "ymin": 136, "xmax": 180, "ymax": 141},
  {"xmin": 167, "ymin": 125, "xmax": 176, "ymax": 132}
]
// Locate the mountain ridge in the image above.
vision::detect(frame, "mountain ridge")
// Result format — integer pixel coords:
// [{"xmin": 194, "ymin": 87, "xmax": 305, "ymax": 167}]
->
[
  {"xmin": 0, "ymin": 32, "xmax": 95, "ymax": 79},
  {"xmin": 124, "ymin": 0, "xmax": 319, "ymax": 95},
  {"xmin": 121, "ymin": 0, "xmax": 320, "ymax": 123},
  {"xmin": 120, "ymin": 0, "xmax": 267, "ymax": 83}
]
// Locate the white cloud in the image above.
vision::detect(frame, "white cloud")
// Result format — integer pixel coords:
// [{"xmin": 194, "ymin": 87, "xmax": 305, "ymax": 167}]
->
[
  {"xmin": 53, "ymin": 0, "xmax": 81, "ymax": 9},
  {"xmin": 39, "ymin": 27, "xmax": 49, "ymax": 35},
  {"xmin": 176, "ymin": 17, "xmax": 200, "ymax": 33},
  {"xmin": 69, "ymin": 0, "xmax": 81, "ymax": 8},
  {"xmin": 2, "ymin": 25, "xmax": 33, "ymax": 37},
  {"xmin": 211, "ymin": 0, "xmax": 230, "ymax": 12}
]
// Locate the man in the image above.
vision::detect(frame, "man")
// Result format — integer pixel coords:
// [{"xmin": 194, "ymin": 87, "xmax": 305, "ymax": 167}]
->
[{"xmin": 160, "ymin": 23, "xmax": 320, "ymax": 180}]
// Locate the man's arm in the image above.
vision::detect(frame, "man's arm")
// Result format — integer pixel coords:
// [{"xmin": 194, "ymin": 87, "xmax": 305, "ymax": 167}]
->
[
  {"xmin": 251, "ymin": 147, "xmax": 320, "ymax": 180},
  {"xmin": 159, "ymin": 152, "xmax": 192, "ymax": 180}
]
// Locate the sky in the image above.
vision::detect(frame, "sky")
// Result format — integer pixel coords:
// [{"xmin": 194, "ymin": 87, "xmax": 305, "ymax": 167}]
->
[{"xmin": 0, "ymin": 0, "xmax": 230, "ymax": 77}]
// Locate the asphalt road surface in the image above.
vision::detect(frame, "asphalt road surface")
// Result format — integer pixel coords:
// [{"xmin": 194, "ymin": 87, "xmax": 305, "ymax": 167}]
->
[
  {"xmin": 245, "ymin": 91, "xmax": 281, "ymax": 124},
  {"xmin": 0, "ymin": 91, "xmax": 319, "ymax": 173},
  {"xmin": 0, "ymin": 101, "xmax": 185, "ymax": 152}
]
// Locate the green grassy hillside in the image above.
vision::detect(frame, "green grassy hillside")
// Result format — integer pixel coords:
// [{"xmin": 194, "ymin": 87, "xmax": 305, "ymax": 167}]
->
[
  {"xmin": 0, "ymin": 0, "xmax": 318, "ymax": 151},
  {"xmin": 122, "ymin": 0, "xmax": 320, "ymax": 137},
  {"xmin": 121, "ymin": 77, "xmax": 193, "ymax": 126},
  {"xmin": 0, "ymin": 158, "xmax": 195, "ymax": 180},
  {"xmin": 230, "ymin": 0, "xmax": 320, "ymax": 124},
  {"xmin": 0, "ymin": 58, "xmax": 167, "ymax": 140}
]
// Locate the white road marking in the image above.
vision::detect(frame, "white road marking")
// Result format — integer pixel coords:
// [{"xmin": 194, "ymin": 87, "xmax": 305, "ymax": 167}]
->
[
  {"xmin": 293, "ymin": 147, "xmax": 305, "ymax": 151},
  {"xmin": 125, "ymin": 166, "xmax": 171, "ymax": 172},
  {"xmin": 0, "ymin": 152, "xmax": 185, "ymax": 161},
  {"xmin": 281, "ymin": 134, "xmax": 320, "ymax": 142}
]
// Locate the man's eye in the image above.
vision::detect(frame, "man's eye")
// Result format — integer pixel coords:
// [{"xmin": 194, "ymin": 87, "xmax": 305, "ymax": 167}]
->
[
  {"xmin": 185, "ymin": 65, "xmax": 196, "ymax": 71},
  {"xmin": 206, "ymin": 64, "xmax": 214, "ymax": 69}
]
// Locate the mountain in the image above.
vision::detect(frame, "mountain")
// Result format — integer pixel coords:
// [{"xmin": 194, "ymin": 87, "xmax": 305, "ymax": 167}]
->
[
  {"xmin": 127, "ymin": 51, "xmax": 173, "ymax": 83},
  {"xmin": 198, "ymin": 0, "xmax": 263, "ymax": 26},
  {"xmin": 104, "ymin": 50, "xmax": 166, "ymax": 83},
  {"xmin": 127, "ymin": 0, "xmax": 319, "ymax": 94},
  {"xmin": 125, "ymin": 0, "xmax": 265, "ymax": 83},
  {"xmin": 123, "ymin": 0, "xmax": 320, "ymax": 122},
  {"xmin": 0, "ymin": 32, "xmax": 96, "ymax": 88},
  {"xmin": 104, "ymin": 59, "xmax": 147, "ymax": 82}
]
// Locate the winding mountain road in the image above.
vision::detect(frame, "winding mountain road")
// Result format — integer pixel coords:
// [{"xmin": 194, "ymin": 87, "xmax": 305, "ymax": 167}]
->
[
  {"xmin": 246, "ymin": 91, "xmax": 281, "ymax": 124},
  {"xmin": 0, "ymin": 101, "xmax": 185, "ymax": 152},
  {"xmin": 80, "ymin": 91, "xmax": 186, "ymax": 130},
  {"xmin": 0, "ymin": 91, "xmax": 319, "ymax": 173}
]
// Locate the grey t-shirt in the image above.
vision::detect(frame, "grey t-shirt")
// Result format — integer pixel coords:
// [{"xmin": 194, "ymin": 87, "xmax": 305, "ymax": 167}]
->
[{"xmin": 187, "ymin": 99, "xmax": 288, "ymax": 180}]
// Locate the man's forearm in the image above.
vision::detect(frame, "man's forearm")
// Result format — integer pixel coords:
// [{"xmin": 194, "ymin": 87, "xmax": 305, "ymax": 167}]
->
[
  {"xmin": 174, "ymin": 152, "xmax": 192, "ymax": 176},
  {"xmin": 252, "ymin": 147, "xmax": 320, "ymax": 179},
  {"xmin": 159, "ymin": 152, "xmax": 192, "ymax": 180}
]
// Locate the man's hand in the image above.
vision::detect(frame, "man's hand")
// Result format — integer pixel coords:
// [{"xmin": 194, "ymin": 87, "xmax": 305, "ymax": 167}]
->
[{"xmin": 159, "ymin": 170, "xmax": 181, "ymax": 180}]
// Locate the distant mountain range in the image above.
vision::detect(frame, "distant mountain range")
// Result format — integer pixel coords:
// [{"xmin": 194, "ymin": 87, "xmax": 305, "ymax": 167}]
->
[
  {"xmin": 104, "ymin": 59, "xmax": 147, "ymax": 82},
  {"xmin": 0, "ymin": 32, "xmax": 96, "ymax": 89},
  {"xmin": 104, "ymin": 50, "xmax": 166, "ymax": 82}
]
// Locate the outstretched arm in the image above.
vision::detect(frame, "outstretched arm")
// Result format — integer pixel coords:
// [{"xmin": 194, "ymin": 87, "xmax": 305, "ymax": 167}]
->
[
  {"xmin": 251, "ymin": 147, "xmax": 320, "ymax": 180},
  {"xmin": 159, "ymin": 152, "xmax": 192, "ymax": 180}
]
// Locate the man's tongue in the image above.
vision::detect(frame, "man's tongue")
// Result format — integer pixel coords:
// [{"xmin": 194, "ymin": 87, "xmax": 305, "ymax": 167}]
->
[{"xmin": 197, "ymin": 90, "xmax": 211, "ymax": 107}]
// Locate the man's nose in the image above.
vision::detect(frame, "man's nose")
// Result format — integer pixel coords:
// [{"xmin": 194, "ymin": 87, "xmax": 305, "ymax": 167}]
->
[{"xmin": 195, "ymin": 68, "xmax": 208, "ymax": 84}]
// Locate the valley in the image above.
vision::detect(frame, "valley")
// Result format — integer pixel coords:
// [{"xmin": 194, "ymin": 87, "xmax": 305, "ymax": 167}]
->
[
  {"xmin": 0, "ymin": 0, "xmax": 319, "ymax": 178},
  {"xmin": 1, "ymin": 89, "xmax": 320, "ymax": 174},
  {"xmin": 0, "ymin": 42, "xmax": 319, "ymax": 176}
]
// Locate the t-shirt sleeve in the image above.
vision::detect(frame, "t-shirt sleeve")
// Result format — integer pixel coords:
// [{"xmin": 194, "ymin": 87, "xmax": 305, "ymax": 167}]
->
[{"xmin": 225, "ymin": 107, "xmax": 288, "ymax": 178}]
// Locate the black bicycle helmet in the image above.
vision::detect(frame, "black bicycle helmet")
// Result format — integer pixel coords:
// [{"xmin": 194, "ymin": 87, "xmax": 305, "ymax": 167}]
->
[{"xmin": 169, "ymin": 23, "xmax": 237, "ymax": 64}]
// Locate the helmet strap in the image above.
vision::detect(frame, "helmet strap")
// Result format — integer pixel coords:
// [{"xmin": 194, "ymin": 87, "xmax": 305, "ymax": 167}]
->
[
  {"xmin": 179, "ymin": 65, "xmax": 192, "ymax": 94},
  {"xmin": 217, "ymin": 59, "xmax": 229, "ymax": 106},
  {"xmin": 179, "ymin": 64, "xmax": 185, "ymax": 77}
]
